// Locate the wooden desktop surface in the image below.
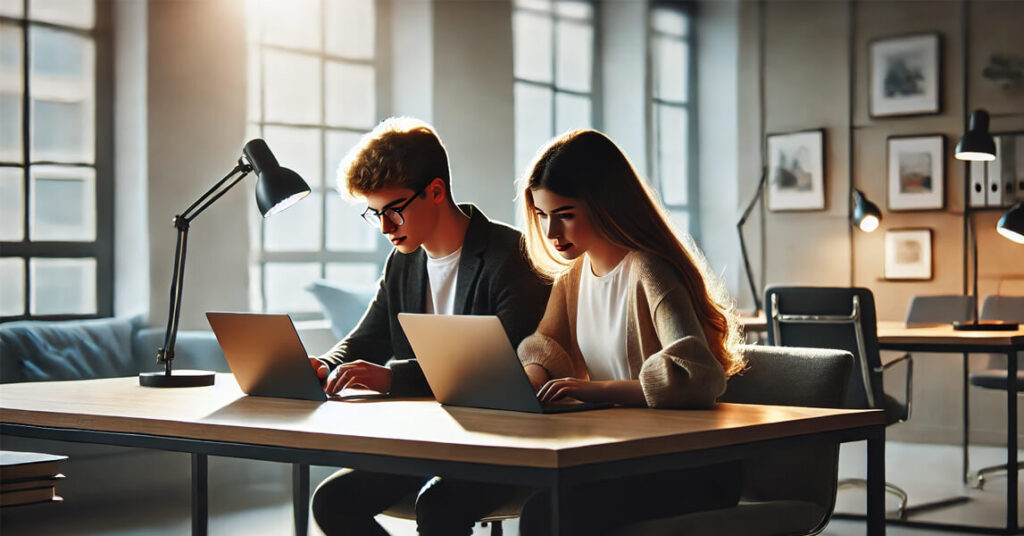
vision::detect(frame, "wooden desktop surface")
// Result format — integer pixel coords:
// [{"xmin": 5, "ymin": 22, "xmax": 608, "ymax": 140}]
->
[
  {"xmin": 0, "ymin": 374, "xmax": 881, "ymax": 469},
  {"xmin": 875, "ymin": 321, "xmax": 1024, "ymax": 347}
]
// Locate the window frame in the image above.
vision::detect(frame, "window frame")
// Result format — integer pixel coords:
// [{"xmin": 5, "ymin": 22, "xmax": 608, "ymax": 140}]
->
[
  {"xmin": 0, "ymin": 0, "xmax": 114, "ymax": 321},
  {"xmin": 647, "ymin": 1, "xmax": 699, "ymax": 242},
  {"xmin": 247, "ymin": 0, "xmax": 391, "ymax": 320}
]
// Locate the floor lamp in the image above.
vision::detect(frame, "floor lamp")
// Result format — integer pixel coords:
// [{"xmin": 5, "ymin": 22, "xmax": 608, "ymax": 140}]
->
[
  {"xmin": 139, "ymin": 139, "xmax": 311, "ymax": 387},
  {"xmin": 953, "ymin": 110, "xmax": 1020, "ymax": 331}
]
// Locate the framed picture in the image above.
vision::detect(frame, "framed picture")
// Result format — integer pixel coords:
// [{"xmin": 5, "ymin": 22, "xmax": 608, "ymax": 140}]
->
[
  {"xmin": 887, "ymin": 135, "xmax": 944, "ymax": 211},
  {"xmin": 766, "ymin": 129, "xmax": 825, "ymax": 211},
  {"xmin": 884, "ymin": 229, "xmax": 932, "ymax": 281},
  {"xmin": 870, "ymin": 33, "xmax": 941, "ymax": 118}
]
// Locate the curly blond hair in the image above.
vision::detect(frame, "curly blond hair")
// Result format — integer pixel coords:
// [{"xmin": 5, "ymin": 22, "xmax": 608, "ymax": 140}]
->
[{"xmin": 337, "ymin": 117, "xmax": 451, "ymax": 200}]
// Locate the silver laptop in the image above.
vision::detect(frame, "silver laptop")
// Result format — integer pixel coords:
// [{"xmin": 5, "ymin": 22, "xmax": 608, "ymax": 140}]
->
[
  {"xmin": 397, "ymin": 313, "xmax": 611, "ymax": 413},
  {"xmin": 206, "ymin": 312, "xmax": 328, "ymax": 401}
]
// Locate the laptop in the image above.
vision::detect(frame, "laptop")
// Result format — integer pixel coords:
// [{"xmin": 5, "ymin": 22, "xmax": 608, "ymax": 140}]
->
[
  {"xmin": 397, "ymin": 313, "xmax": 612, "ymax": 413},
  {"xmin": 206, "ymin": 312, "xmax": 328, "ymax": 401}
]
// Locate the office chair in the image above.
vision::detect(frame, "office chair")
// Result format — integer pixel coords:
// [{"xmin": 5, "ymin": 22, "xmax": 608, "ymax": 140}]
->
[
  {"xmin": 971, "ymin": 295, "xmax": 1024, "ymax": 489},
  {"xmin": 765, "ymin": 286, "xmax": 912, "ymax": 518},
  {"xmin": 607, "ymin": 344, "xmax": 854, "ymax": 536},
  {"xmin": 904, "ymin": 295, "xmax": 974, "ymax": 482}
]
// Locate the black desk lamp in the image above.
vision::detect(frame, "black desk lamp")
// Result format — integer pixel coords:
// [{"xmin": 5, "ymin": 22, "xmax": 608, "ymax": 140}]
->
[
  {"xmin": 852, "ymin": 189, "xmax": 883, "ymax": 233},
  {"xmin": 953, "ymin": 110, "xmax": 1019, "ymax": 331},
  {"xmin": 140, "ymin": 139, "xmax": 311, "ymax": 387}
]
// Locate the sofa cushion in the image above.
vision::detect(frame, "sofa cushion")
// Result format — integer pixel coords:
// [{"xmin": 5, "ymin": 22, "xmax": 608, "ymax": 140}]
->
[
  {"xmin": 132, "ymin": 328, "xmax": 230, "ymax": 373},
  {"xmin": 306, "ymin": 280, "xmax": 375, "ymax": 339},
  {"xmin": 0, "ymin": 317, "xmax": 136, "ymax": 383}
]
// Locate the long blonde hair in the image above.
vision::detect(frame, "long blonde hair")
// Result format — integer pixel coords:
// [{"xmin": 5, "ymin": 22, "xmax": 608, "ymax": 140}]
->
[{"xmin": 517, "ymin": 130, "xmax": 745, "ymax": 377}]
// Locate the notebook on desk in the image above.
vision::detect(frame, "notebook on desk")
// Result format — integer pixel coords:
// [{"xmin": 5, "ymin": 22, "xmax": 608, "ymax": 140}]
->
[{"xmin": 397, "ymin": 313, "xmax": 612, "ymax": 414}]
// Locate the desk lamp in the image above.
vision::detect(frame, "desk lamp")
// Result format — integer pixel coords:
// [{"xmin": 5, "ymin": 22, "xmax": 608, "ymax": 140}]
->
[
  {"xmin": 140, "ymin": 139, "xmax": 311, "ymax": 387},
  {"xmin": 953, "ymin": 110, "xmax": 1019, "ymax": 331},
  {"xmin": 852, "ymin": 189, "xmax": 882, "ymax": 232}
]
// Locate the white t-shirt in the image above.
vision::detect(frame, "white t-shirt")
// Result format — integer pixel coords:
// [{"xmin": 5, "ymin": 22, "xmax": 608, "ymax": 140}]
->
[
  {"xmin": 425, "ymin": 247, "xmax": 461, "ymax": 315},
  {"xmin": 576, "ymin": 253, "xmax": 631, "ymax": 381}
]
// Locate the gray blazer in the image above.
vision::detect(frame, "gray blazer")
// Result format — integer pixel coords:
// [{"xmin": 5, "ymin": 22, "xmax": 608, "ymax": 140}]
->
[{"xmin": 318, "ymin": 204, "xmax": 551, "ymax": 396}]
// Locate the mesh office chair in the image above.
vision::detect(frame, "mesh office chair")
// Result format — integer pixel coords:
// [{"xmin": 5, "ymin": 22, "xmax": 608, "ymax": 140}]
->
[
  {"xmin": 972, "ymin": 295, "xmax": 1024, "ymax": 489},
  {"xmin": 766, "ymin": 286, "xmax": 912, "ymax": 518},
  {"xmin": 904, "ymin": 295, "xmax": 974, "ymax": 482}
]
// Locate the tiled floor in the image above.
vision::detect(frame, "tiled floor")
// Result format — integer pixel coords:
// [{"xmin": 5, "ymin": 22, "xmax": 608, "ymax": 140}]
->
[{"xmin": 1, "ymin": 442, "xmax": 1019, "ymax": 535}]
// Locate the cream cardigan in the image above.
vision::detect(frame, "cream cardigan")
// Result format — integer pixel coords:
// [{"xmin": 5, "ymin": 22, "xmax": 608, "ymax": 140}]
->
[{"xmin": 517, "ymin": 251, "xmax": 726, "ymax": 408}]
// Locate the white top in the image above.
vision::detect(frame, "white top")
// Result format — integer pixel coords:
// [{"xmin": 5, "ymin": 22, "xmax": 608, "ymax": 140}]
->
[
  {"xmin": 425, "ymin": 247, "xmax": 461, "ymax": 315},
  {"xmin": 576, "ymin": 253, "xmax": 631, "ymax": 381}
]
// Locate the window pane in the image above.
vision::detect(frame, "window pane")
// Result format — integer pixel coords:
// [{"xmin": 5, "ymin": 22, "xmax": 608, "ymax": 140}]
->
[
  {"xmin": 0, "ymin": 23, "xmax": 22, "ymax": 163},
  {"xmin": 263, "ymin": 50, "xmax": 321, "ymax": 124},
  {"xmin": 262, "ymin": 125, "xmax": 322, "ymax": 188},
  {"xmin": 29, "ymin": 0, "xmax": 95, "ymax": 29},
  {"xmin": 652, "ymin": 8, "xmax": 688, "ymax": 37},
  {"xmin": 554, "ymin": 92, "xmax": 590, "ymax": 134},
  {"xmin": 30, "ymin": 257, "xmax": 96, "ymax": 315},
  {"xmin": 555, "ymin": 20, "xmax": 591, "ymax": 92},
  {"xmin": 264, "ymin": 191, "xmax": 322, "ymax": 251},
  {"xmin": 654, "ymin": 36, "xmax": 687, "ymax": 102},
  {"xmin": 0, "ymin": 0, "xmax": 23, "ymax": 17},
  {"xmin": 30, "ymin": 27, "xmax": 95, "ymax": 163},
  {"xmin": 325, "ymin": 129, "xmax": 365, "ymax": 191},
  {"xmin": 657, "ymin": 104, "xmax": 688, "ymax": 205},
  {"xmin": 246, "ymin": 48, "xmax": 261, "ymax": 122},
  {"xmin": 325, "ymin": 262, "xmax": 380, "ymax": 292},
  {"xmin": 256, "ymin": 0, "xmax": 321, "ymax": 51},
  {"xmin": 668, "ymin": 209, "xmax": 690, "ymax": 237},
  {"xmin": 513, "ymin": 11, "xmax": 552, "ymax": 83},
  {"xmin": 554, "ymin": 1, "xmax": 592, "ymax": 20},
  {"xmin": 0, "ymin": 257, "xmax": 24, "ymax": 316},
  {"xmin": 325, "ymin": 61, "xmax": 376, "ymax": 129},
  {"xmin": 514, "ymin": 83, "xmax": 553, "ymax": 177},
  {"xmin": 30, "ymin": 165, "xmax": 95, "ymax": 241},
  {"xmin": 515, "ymin": 0, "xmax": 552, "ymax": 12},
  {"xmin": 264, "ymin": 262, "xmax": 321, "ymax": 313},
  {"xmin": 326, "ymin": 0, "xmax": 375, "ymax": 59},
  {"xmin": 0, "ymin": 167, "xmax": 24, "ymax": 240},
  {"xmin": 325, "ymin": 192, "xmax": 378, "ymax": 251}
]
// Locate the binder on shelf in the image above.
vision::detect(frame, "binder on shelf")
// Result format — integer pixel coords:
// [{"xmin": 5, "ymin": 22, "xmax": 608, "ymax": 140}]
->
[
  {"xmin": 0, "ymin": 486, "xmax": 61, "ymax": 507},
  {"xmin": 1015, "ymin": 135, "xmax": 1024, "ymax": 203},
  {"xmin": 987, "ymin": 151, "xmax": 1003, "ymax": 207},
  {"xmin": 970, "ymin": 161, "xmax": 987, "ymax": 207},
  {"xmin": 0, "ymin": 474, "xmax": 64, "ymax": 493}
]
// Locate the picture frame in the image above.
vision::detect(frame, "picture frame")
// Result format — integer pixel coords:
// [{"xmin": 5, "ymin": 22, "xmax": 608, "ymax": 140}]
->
[
  {"xmin": 766, "ymin": 129, "xmax": 825, "ymax": 212},
  {"xmin": 884, "ymin": 228, "xmax": 933, "ymax": 281},
  {"xmin": 887, "ymin": 134, "xmax": 944, "ymax": 211},
  {"xmin": 870, "ymin": 33, "xmax": 941, "ymax": 118}
]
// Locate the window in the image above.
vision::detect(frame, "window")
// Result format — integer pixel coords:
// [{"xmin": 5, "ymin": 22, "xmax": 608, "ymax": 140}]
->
[
  {"xmin": 0, "ymin": 0, "xmax": 111, "ymax": 320},
  {"xmin": 246, "ymin": 0, "xmax": 386, "ymax": 318},
  {"xmin": 649, "ymin": 4, "xmax": 697, "ymax": 241},
  {"xmin": 512, "ymin": 0, "xmax": 596, "ymax": 181}
]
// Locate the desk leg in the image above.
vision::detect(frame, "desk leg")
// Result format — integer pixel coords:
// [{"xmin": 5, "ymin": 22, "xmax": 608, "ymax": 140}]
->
[
  {"xmin": 191, "ymin": 453, "xmax": 208, "ymax": 536},
  {"xmin": 962, "ymin": 352, "xmax": 970, "ymax": 483},
  {"xmin": 549, "ymin": 478, "xmax": 567, "ymax": 536},
  {"xmin": 1006, "ymin": 350, "xmax": 1018, "ymax": 534},
  {"xmin": 293, "ymin": 463, "xmax": 309, "ymax": 536},
  {"xmin": 867, "ymin": 427, "xmax": 886, "ymax": 536}
]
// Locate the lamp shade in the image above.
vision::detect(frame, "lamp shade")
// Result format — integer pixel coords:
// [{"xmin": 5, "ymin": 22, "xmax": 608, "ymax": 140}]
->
[
  {"xmin": 243, "ymin": 138, "xmax": 311, "ymax": 217},
  {"xmin": 955, "ymin": 109, "xmax": 996, "ymax": 161},
  {"xmin": 852, "ymin": 189, "xmax": 882, "ymax": 232},
  {"xmin": 997, "ymin": 202, "xmax": 1024, "ymax": 244}
]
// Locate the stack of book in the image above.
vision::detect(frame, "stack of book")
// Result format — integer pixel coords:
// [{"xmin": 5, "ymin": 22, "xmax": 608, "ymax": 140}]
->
[{"xmin": 0, "ymin": 451, "xmax": 67, "ymax": 507}]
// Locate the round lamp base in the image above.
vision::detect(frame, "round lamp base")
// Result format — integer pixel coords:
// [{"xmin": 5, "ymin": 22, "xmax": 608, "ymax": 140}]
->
[
  {"xmin": 139, "ymin": 370, "xmax": 216, "ymax": 388},
  {"xmin": 952, "ymin": 320, "xmax": 1020, "ymax": 332}
]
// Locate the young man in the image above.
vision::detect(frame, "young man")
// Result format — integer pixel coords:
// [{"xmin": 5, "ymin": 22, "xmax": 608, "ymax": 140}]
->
[{"xmin": 308, "ymin": 117, "xmax": 550, "ymax": 536}]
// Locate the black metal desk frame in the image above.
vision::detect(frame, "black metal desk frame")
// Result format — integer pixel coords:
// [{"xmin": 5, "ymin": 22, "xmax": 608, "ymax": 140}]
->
[{"xmin": 0, "ymin": 420, "xmax": 886, "ymax": 536}]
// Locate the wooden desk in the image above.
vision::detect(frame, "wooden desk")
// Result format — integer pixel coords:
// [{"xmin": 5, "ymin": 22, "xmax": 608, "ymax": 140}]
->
[
  {"xmin": 876, "ymin": 322, "xmax": 1023, "ymax": 535},
  {"xmin": 0, "ymin": 375, "xmax": 887, "ymax": 535}
]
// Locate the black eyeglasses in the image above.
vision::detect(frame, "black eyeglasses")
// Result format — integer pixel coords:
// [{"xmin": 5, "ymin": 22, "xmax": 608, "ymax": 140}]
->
[{"xmin": 361, "ymin": 186, "xmax": 426, "ymax": 227}]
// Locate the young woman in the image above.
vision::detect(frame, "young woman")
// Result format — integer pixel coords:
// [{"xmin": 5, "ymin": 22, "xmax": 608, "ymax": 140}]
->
[{"xmin": 516, "ymin": 129, "xmax": 746, "ymax": 534}]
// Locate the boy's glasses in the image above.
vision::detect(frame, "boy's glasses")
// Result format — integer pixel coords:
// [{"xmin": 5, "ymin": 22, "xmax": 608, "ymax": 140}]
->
[{"xmin": 361, "ymin": 186, "xmax": 426, "ymax": 227}]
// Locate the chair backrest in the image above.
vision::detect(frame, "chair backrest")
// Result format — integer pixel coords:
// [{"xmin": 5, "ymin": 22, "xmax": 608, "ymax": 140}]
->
[
  {"xmin": 765, "ymin": 286, "xmax": 882, "ymax": 411},
  {"xmin": 905, "ymin": 295, "xmax": 974, "ymax": 326},
  {"xmin": 980, "ymin": 295, "xmax": 1024, "ymax": 371},
  {"xmin": 722, "ymin": 345, "xmax": 852, "ymax": 519}
]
